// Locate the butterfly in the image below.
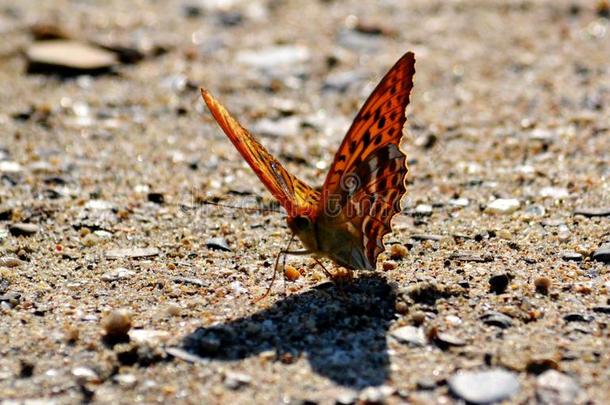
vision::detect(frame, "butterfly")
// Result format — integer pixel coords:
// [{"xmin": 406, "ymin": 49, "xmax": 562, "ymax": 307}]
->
[{"xmin": 201, "ymin": 51, "xmax": 415, "ymax": 272}]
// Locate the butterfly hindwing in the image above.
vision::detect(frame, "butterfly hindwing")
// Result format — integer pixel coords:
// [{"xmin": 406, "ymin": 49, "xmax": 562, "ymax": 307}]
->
[
  {"xmin": 201, "ymin": 89, "xmax": 320, "ymax": 216},
  {"xmin": 319, "ymin": 52, "xmax": 415, "ymax": 267}
]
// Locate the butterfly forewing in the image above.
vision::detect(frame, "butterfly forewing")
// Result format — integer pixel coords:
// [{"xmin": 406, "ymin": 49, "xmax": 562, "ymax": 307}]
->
[
  {"xmin": 319, "ymin": 52, "xmax": 415, "ymax": 267},
  {"xmin": 201, "ymin": 89, "xmax": 320, "ymax": 216}
]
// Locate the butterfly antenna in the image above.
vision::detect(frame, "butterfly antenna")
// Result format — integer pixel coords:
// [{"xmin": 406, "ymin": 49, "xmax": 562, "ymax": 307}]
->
[
  {"xmin": 177, "ymin": 200, "xmax": 283, "ymax": 214},
  {"xmin": 254, "ymin": 234, "xmax": 295, "ymax": 303}
]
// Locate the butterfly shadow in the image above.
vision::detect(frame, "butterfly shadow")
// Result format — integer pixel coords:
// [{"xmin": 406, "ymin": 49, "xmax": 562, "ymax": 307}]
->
[{"xmin": 181, "ymin": 274, "xmax": 397, "ymax": 389}]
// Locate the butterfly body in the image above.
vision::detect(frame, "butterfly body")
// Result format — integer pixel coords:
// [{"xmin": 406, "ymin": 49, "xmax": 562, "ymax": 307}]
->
[
  {"xmin": 201, "ymin": 51, "xmax": 415, "ymax": 271},
  {"xmin": 287, "ymin": 213, "xmax": 372, "ymax": 270}
]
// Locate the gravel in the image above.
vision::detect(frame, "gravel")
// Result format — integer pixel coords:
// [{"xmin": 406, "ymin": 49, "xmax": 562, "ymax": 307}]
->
[{"xmin": 0, "ymin": 0, "xmax": 608, "ymax": 403}]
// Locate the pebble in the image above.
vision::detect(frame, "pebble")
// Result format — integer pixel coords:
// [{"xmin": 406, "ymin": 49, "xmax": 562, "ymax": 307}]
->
[
  {"xmin": 449, "ymin": 252, "xmax": 493, "ymax": 263},
  {"xmin": 359, "ymin": 385, "xmax": 394, "ymax": 403},
  {"xmin": 114, "ymin": 373, "xmax": 138, "ymax": 388},
  {"xmin": 129, "ymin": 329, "xmax": 170, "ymax": 346},
  {"xmin": 432, "ymin": 331, "xmax": 466, "ymax": 348},
  {"xmin": 539, "ymin": 187, "xmax": 569, "ymax": 199},
  {"xmin": 413, "ymin": 204, "xmax": 433, "ymax": 216},
  {"xmin": 26, "ymin": 40, "xmax": 118, "ymax": 73},
  {"xmin": 236, "ymin": 45, "xmax": 310, "ymax": 69},
  {"xmin": 173, "ymin": 277, "xmax": 207, "ymax": 287},
  {"xmin": 446, "ymin": 315, "xmax": 462, "ymax": 326},
  {"xmin": 382, "ymin": 260, "xmax": 397, "ymax": 271},
  {"xmin": 166, "ymin": 303, "xmax": 181, "ymax": 317},
  {"xmin": 389, "ymin": 244, "xmax": 408, "ymax": 260},
  {"xmin": 573, "ymin": 207, "xmax": 610, "ymax": 217},
  {"xmin": 147, "ymin": 192, "xmax": 165, "ymax": 204},
  {"xmin": 541, "ymin": 218, "xmax": 565, "ymax": 227},
  {"xmin": 485, "ymin": 198, "xmax": 520, "ymax": 215},
  {"xmin": 0, "ymin": 206, "xmax": 12, "ymax": 221},
  {"xmin": 85, "ymin": 199, "xmax": 115, "ymax": 210},
  {"xmin": 563, "ymin": 313, "xmax": 594, "ymax": 323},
  {"xmin": 101, "ymin": 267, "xmax": 136, "ymax": 282},
  {"xmin": 561, "ymin": 251, "xmax": 582, "ymax": 262},
  {"xmin": 449, "ymin": 197, "xmax": 470, "ymax": 207},
  {"xmin": 534, "ymin": 277, "xmax": 551, "ymax": 294},
  {"xmin": 390, "ymin": 326, "xmax": 427, "ymax": 347},
  {"xmin": 592, "ymin": 306, "xmax": 610, "ymax": 314},
  {"xmin": 415, "ymin": 378, "xmax": 437, "ymax": 390},
  {"xmin": 72, "ymin": 366, "xmax": 100, "ymax": 383},
  {"xmin": 524, "ymin": 204, "xmax": 546, "ymax": 217},
  {"xmin": 8, "ymin": 223, "xmax": 39, "ymax": 236},
  {"xmin": 557, "ymin": 225, "xmax": 571, "ymax": 242},
  {"xmin": 488, "ymin": 273, "xmax": 511, "ymax": 294},
  {"xmin": 0, "ymin": 161, "xmax": 23, "ymax": 173},
  {"xmin": 480, "ymin": 311, "xmax": 513, "ymax": 328},
  {"xmin": 105, "ymin": 247, "xmax": 160, "ymax": 259},
  {"xmin": 0, "ymin": 292, "xmax": 21, "ymax": 308},
  {"xmin": 410, "ymin": 311, "xmax": 427, "ymax": 326},
  {"xmin": 529, "ymin": 128, "xmax": 556, "ymax": 141},
  {"xmin": 448, "ymin": 369, "xmax": 519, "ymax": 404},
  {"xmin": 102, "ymin": 309, "xmax": 132, "ymax": 340},
  {"xmin": 335, "ymin": 391, "xmax": 358, "ymax": 405},
  {"xmin": 162, "ymin": 348, "xmax": 201, "ymax": 365},
  {"xmin": 223, "ymin": 371, "xmax": 252, "ymax": 390},
  {"xmin": 0, "ymin": 256, "xmax": 24, "ymax": 268},
  {"xmin": 205, "ymin": 237, "xmax": 231, "ymax": 252},
  {"xmin": 414, "ymin": 133, "xmax": 438, "ymax": 149},
  {"xmin": 536, "ymin": 370, "xmax": 581, "ymax": 405},
  {"xmin": 591, "ymin": 245, "xmax": 610, "ymax": 264}
]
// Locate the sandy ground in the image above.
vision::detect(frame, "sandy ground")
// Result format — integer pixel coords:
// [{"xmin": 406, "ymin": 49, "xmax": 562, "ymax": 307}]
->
[{"xmin": 0, "ymin": 0, "xmax": 609, "ymax": 404}]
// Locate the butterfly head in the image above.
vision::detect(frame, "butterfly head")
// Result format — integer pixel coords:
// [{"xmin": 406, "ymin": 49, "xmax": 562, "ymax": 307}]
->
[{"xmin": 286, "ymin": 214, "xmax": 318, "ymax": 252}]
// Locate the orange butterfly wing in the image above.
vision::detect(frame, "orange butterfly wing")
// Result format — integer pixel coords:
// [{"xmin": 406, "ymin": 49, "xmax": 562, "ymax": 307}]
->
[
  {"xmin": 201, "ymin": 89, "xmax": 319, "ymax": 216},
  {"xmin": 319, "ymin": 52, "xmax": 415, "ymax": 268}
]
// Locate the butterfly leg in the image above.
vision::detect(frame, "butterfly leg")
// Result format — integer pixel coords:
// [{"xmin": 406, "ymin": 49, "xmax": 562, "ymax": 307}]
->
[
  {"xmin": 281, "ymin": 246, "xmax": 289, "ymax": 298},
  {"xmin": 312, "ymin": 257, "xmax": 334, "ymax": 279},
  {"xmin": 312, "ymin": 258, "xmax": 348, "ymax": 300},
  {"xmin": 254, "ymin": 235, "xmax": 296, "ymax": 303}
]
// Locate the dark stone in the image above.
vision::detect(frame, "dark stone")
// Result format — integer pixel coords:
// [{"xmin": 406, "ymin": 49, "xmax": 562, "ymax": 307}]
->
[
  {"xmin": 147, "ymin": 192, "xmax": 165, "ymax": 204},
  {"xmin": 19, "ymin": 360, "xmax": 35, "ymax": 378},
  {"xmin": 489, "ymin": 273, "xmax": 511, "ymax": 294},
  {"xmin": 183, "ymin": 4, "xmax": 203, "ymax": 18},
  {"xmin": 563, "ymin": 313, "xmax": 594, "ymax": 323},
  {"xmin": 592, "ymin": 245, "xmax": 610, "ymax": 264},
  {"xmin": 592, "ymin": 306, "xmax": 610, "ymax": 314},
  {"xmin": 0, "ymin": 206, "xmax": 13, "ymax": 220}
]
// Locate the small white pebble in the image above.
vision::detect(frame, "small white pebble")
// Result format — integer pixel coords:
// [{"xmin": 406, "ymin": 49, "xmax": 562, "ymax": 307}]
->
[
  {"xmin": 485, "ymin": 198, "xmax": 520, "ymax": 214},
  {"xmin": 446, "ymin": 315, "xmax": 462, "ymax": 325}
]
